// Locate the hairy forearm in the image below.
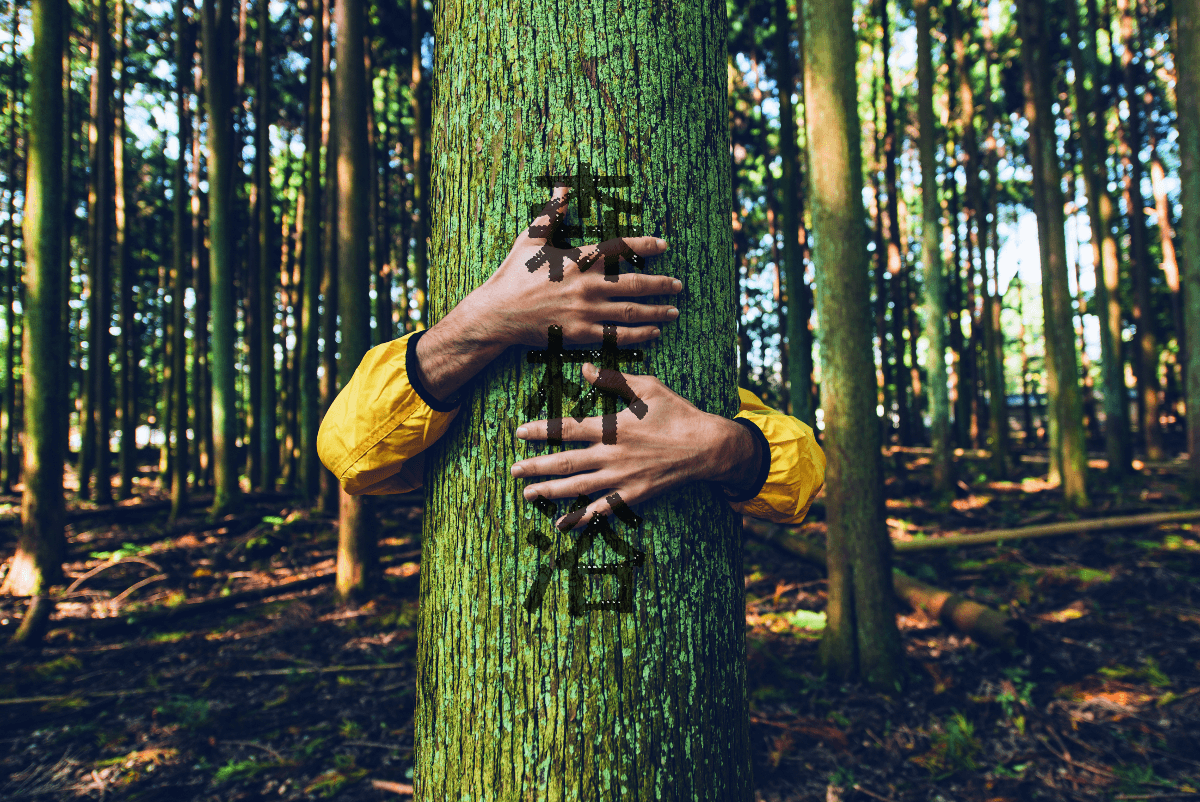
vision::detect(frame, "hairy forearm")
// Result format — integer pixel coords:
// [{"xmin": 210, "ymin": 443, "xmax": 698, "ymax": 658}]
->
[{"xmin": 411, "ymin": 297, "xmax": 509, "ymax": 403}]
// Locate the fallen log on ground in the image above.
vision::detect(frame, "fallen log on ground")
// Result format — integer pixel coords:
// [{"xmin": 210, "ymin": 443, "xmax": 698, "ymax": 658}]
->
[
  {"xmin": 892, "ymin": 509, "xmax": 1200, "ymax": 553},
  {"xmin": 743, "ymin": 520, "xmax": 1020, "ymax": 649}
]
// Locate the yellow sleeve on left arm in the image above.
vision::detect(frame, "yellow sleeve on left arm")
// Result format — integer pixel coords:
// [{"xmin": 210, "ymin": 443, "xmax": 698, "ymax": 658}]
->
[{"xmin": 729, "ymin": 388, "xmax": 826, "ymax": 525}]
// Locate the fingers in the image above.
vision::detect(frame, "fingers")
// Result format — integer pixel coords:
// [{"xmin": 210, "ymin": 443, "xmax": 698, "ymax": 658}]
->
[
  {"xmin": 515, "ymin": 417, "xmax": 603, "ymax": 444},
  {"xmin": 519, "ymin": 473, "xmax": 610, "ymax": 505},
  {"xmin": 581, "ymin": 362, "xmax": 652, "ymax": 418},
  {"xmin": 511, "ymin": 447, "xmax": 603, "ymax": 482},
  {"xmin": 596, "ymin": 302, "xmax": 679, "ymax": 326},
  {"xmin": 574, "ymin": 236, "xmax": 668, "ymax": 273},
  {"xmin": 522, "ymin": 185, "xmax": 570, "ymax": 246}
]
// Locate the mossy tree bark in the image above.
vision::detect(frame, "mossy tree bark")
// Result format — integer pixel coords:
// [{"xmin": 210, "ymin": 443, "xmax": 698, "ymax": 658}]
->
[
  {"xmin": 915, "ymin": 0, "xmax": 950, "ymax": 499},
  {"xmin": 202, "ymin": 0, "xmax": 240, "ymax": 515},
  {"xmin": 4, "ymin": 0, "xmax": 66, "ymax": 600},
  {"xmin": 417, "ymin": 0, "xmax": 751, "ymax": 796},
  {"xmin": 805, "ymin": 0, "xmax": 901, "ymax": 690},
  {"xmin": 333, "ymin": 0, "xmax": 374, "ymax": 603},
  {"xmin": 1178, "ymin": 0, "xmax": 1200, "ymax": 490},
  {"xmin": 299, "ymin": 0, "xmax": 323, "ymax": 504},
  {"xmin": 1017, "ymin": 0, "xmax": 1089, "ymax": 508},
  {"xmin": 1070, "ymin": 0, "xmax": 1130, "ymax": 478}
]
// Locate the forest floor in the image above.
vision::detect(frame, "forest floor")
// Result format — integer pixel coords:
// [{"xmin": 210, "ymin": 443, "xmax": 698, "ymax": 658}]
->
[{"xmin": 0, "ymin": 452, "xmax": 1198, "ymax": 801}]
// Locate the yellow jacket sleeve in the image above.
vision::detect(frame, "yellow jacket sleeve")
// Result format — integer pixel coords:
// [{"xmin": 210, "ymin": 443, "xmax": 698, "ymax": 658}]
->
[
  {"xmin": 729, "ymin": 388, "xmax": 825, "ymax": 525},
  {"xmin": 316, "ymin": 331, "xmax": 460, "ymax": 495}
]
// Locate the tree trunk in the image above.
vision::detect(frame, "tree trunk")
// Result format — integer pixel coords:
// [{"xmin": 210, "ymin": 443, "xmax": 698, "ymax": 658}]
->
[
  {"xmin": 299, "ymin": 0, "xmax": 322, "ymax": 504},
  {"xmin": 1, "ymin": 1, "xmax": 19, "ymax": 496},
  {"xmin": 416, "ymin": 0, "xmax": 752, "ymax": 794},
  {"xmin": 1179, "ymin": 0, "xmax": 1200, "ymax": 489},
  {"xmin": 3, "ymin": 0, "xmax": 67, "ymax": 598},
  {"xmin": 806, "ymin": 0, "xmax": 901, "ymax": 689},
  {"xmin": 170, "ymin": 0, "xmax": 191, "ymax": 525},
  {"xmin": 190, "ymin": 46, "xmax": 212, "ymax": 489},
  {"xmin": 318, "ymin": 6, "xmax": 339, "ymax": 516},
  {"xmin": 1117, "ymin": 0, "xmax": 1162, "ymax": 461},
  {"xmin": 773, "ymin": 0, "xmax": 812, "ymax": 429},
  {"xmin": 202, "ymin": 0, "xmax": 240, "ymax": 515},
  {"xmin": 333, "ymin": 0, "xmax": 374, "ymax": 603},
  {"xmin": 916, "ymin": 0, "xmax": 951, "ymax": 498},
  {"xmin": 90, "ymin": 0, "xmax": 114, "ymax": 505},
  {"xmin": 115, "ymin": 0, "xmax": 135, "ymax": 501},
  {"xmin": 879, "ymin": 0, "xmax": 910, "ymax": 448},
  {"xmin": 372, "ymin": 54, "xmax": 392, "ymax": 347},
  {"xmin": 1017, "ymin": 0, "xmax": 1090, "ymax": 508},
  {"xmin": 1069, "ymin": 0, "xmax": 1130, "ymax": 477},
  {"xmin": 257, "ymin": 0, "xmax": 276, "ymax": 491},
  {"xmin": 408, "ymin": 0, "xmax": 427, "ymax": 329}
]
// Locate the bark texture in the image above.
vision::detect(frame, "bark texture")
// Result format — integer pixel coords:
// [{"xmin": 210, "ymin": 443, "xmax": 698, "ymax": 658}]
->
[
  {"xmin": 417, "ymin": 0, "xmax": 750, "ymax": 796},
  {"xmin": 1179, "ymin": 0, "xmax": 1200, "ymax": 489}
]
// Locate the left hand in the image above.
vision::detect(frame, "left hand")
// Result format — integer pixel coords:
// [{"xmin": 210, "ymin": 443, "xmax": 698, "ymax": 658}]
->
[{"xmin": 511, "ymin": 363, "xmax": 759, "ymax": 528}]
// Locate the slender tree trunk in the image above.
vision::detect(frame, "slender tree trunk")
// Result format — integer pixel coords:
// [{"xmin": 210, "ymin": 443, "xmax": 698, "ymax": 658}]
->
[
  {"xmin": 1, "ymin": 2, "xmax": 19, "ymax": 496},
  {"xmin": 203, "ymin": 0, "xmax": 240, "ymax": 515},
  {"xmin": 879, "ymin": 0, "xmax": 909, "ymax": 447},
  {"xmin": 806, "ymin": 0, "xmax": 901, "ymax": 689},
  {"xmin": 916, "ymin": 0, "xmax": 951, "ymax": 498},
  {"xmin": 257, "ymin": 0, "xmax": 276, "ymax": 490},
  {"xmin": 299, "ymin": 0, "xmax": 322, "ymax": 503},
  {"xmin": 3, "ymin": 0, "xmax": 67, "ymax": 602},
  {"xmin": 1069, "ymin": 0, "xmax": 1130, "ymax": 476},
  {"xmin": 373, "ymin": 56, "xmax": 392, "ymax": 346},
  {"xmin": 417, "ymin": 0, "xmax": 753, "ymax": 793},
  {"xmin": 190, "ymin": 46, "xmax": 211, "ymax": 488},
  {"xmin": 115, "ymin": 0, "xmax": 135, "ymax": 500},
  {"xmin": 89, "ymin": 0, "xmax": 113, "ymax": 505},
  {"xmin": 773, "ymin": 0, "xmax": 812, "ymax": 428},
  {"xmin": 1149, "ymin": 137, "xmax": 1182, "ymax": 363},
  {"xmin": 1117, "ymin": 0, "xmax": 1162, "ymax": 461},
  {"xmin": 318, "ymin": 5, "xmax": 338, "ymax": 515},
  {"xmin": 1178, "ymin": 0, "xmax": 1200, "ymax": 490},
  {"xmin": 333, "ymin": 0, "xmax": 374, "ymax": 603},
  {"xmin": 1018, "ymin": 0, "xmax": 1090, "ymax": 507},
  {"xmin": 409, "ymin": 0, "xmax": 427, "ymax": 329},
  {"xmin": 170, "ymin": 0, "xmax": 191, "ymax": 524}
]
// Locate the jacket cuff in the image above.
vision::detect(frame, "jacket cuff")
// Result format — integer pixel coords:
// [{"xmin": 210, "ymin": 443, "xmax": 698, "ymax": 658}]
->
[
  {"xmin": 406, "ymin": 330, "xmax": 464, "ymax": 413},
  {"xmin": 722, "ymin": 417, "xmax": 771, "ymax": 503}
]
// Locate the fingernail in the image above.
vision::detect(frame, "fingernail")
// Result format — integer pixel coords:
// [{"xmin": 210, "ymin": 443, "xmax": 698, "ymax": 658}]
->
[
  {"xmin": 668, "ymin": 307, "xmax": 679, "ymax": 318},
  {"xmin": 511, "ymin": 464, "xmax": 524, "ymax": 477},
  {"xmin": 653, "ymin": 329, "xmax": 662, "ymax": 339},
  {"xmin": 656, "ymin": 238, "xmax": 667, "ymax": 249},
  {"xmin": 523, "ymin": 487, "xmax": 536, "ymax": 501},
  {"xmin": 515, "ymin": 426, "xmax": 528, "ymax": 438},
  {"xmin": 671, "ymin": 279, "xmax": 682, "ymax": 291}
]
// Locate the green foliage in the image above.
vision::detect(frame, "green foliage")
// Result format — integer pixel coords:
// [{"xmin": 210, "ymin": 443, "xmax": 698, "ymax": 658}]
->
[
  {"xmin": 154, "ymin": 695, "xmax": 212, "ymax": 731},
  {"xmin": 339, "ymin": 719, "xmax": 366, "ymax": 739},
  {"xmin": 828, "ymin": 765, "xmax": 855, "ymax": 787},
  {"xmin": 89, "ymin": 542, "xmax": 155, "ymax": 561},
  {"xmin": 1099, "ymin": 657, "xmax": 1171, "ymax": 688},
  {"xmin": 213, "ymin": 758, "xmax": 269, "ymax": 785},
  {"xmin": 911, "ymin": 711, "xmax": 981, "ymax": 779},
  {"xmin": 997, "ymin": 665, "xmax": 1036, "ymax": 720},
  {"xmin": 32, "ymin": 654, "xmax": 82, "ymax": 679}
]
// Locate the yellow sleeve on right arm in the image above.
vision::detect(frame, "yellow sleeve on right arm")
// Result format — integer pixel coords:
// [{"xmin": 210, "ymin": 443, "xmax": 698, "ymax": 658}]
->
[{"xmin": 316, "ymin": 332, "xmax": 461, "ymax": 495}]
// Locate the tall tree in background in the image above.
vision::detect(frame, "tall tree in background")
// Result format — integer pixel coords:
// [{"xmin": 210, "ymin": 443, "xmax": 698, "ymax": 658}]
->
[
  {"xmin": 115, "ymin": 0, "xmax": 135, "ymax": 500},
  {"xmin": 333, "ymin": 0, "xmax": 374, "ymax": 602},
  {"xmin": 408, "ymin": 0, "xmax": 427, "ymax": 328},
  {"xmin": 3, "ymin": 0, "xmax": 66, "ymax": 623},
  {"xmin": 916, "ymin": 0, "xmax": 950, "ymax": 497},
  {"xmin": 87, "ymin": 0, "xmax": 114, "ymax": 504},
  {"xmin": 299, "ymin": 0, "xmax": 322, "ymax": 503},
  {"xmin": 256, "ymin": 0, "xmax": 276, "ymax": 491},
  {"xmin": 318, "ymin": 0, "xmax": 339, "ymax": 515},
  {"xmin": 0, "ymin": 0, "xmax": 19, "ymax": 496},
  {"xmin": 170, "ymin": 0, "xmax": 191, "ymax": 524},
  {"xmin": 1179, "ymin": 0, "xmax": 1200, "ymax": 491},
  {"xmin": 772, "ymin": 0, "xmax": 812, "ymax": 427},
  {"xmin": 1070, "ymin": 0, "xmax": 1130, "ymax": 477},
  {"xmin": 417, "ymin": 0, "xmax": 751, "ymax": 793},
  {"xmin": 1017, "ymin": 0, "xmax": 1089, "ymax": 508},
  {"xmin": 202, "ymin": 0, "xmax": 240, "ymax": 515},
  {"xmin": 805, "ymin": 0, "xmax": 900, "ymax": 689}
]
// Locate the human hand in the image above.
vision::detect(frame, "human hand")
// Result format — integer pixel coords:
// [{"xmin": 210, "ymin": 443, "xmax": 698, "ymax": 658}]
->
[
  {"xmin": 510, "ymin": 363, "xmax": 761, "ymax": 528},
  {"xmin": 455, "ymin": 185, "xmax": 681, "ymax": 349}
]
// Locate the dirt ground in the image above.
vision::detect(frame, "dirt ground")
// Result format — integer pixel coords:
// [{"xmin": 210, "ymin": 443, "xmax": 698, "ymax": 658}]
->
[{"xmin": 0, "ymin": 453, "xmax": 1197, "ymax": 801}]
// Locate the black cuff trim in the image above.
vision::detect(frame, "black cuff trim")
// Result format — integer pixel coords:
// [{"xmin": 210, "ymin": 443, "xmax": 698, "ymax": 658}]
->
[
  {"xmin": 406, "ymin": 330, "xmax": 463, "ymax": 413},
  {"xmin": 723, "ymin": 417, "xmax": 772, "ymax": 504}
]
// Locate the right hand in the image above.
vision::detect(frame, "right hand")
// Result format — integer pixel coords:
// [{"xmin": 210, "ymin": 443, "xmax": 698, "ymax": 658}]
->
[{"xmin": 455, "ymin": 185, "xmax": 682, "ymax": 348}]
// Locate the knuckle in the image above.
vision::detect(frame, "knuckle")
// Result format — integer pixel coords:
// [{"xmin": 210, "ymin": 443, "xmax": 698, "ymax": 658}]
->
[{"xmin": 622, "ymin": 303, "xmax": 637, "ymax": 323}]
